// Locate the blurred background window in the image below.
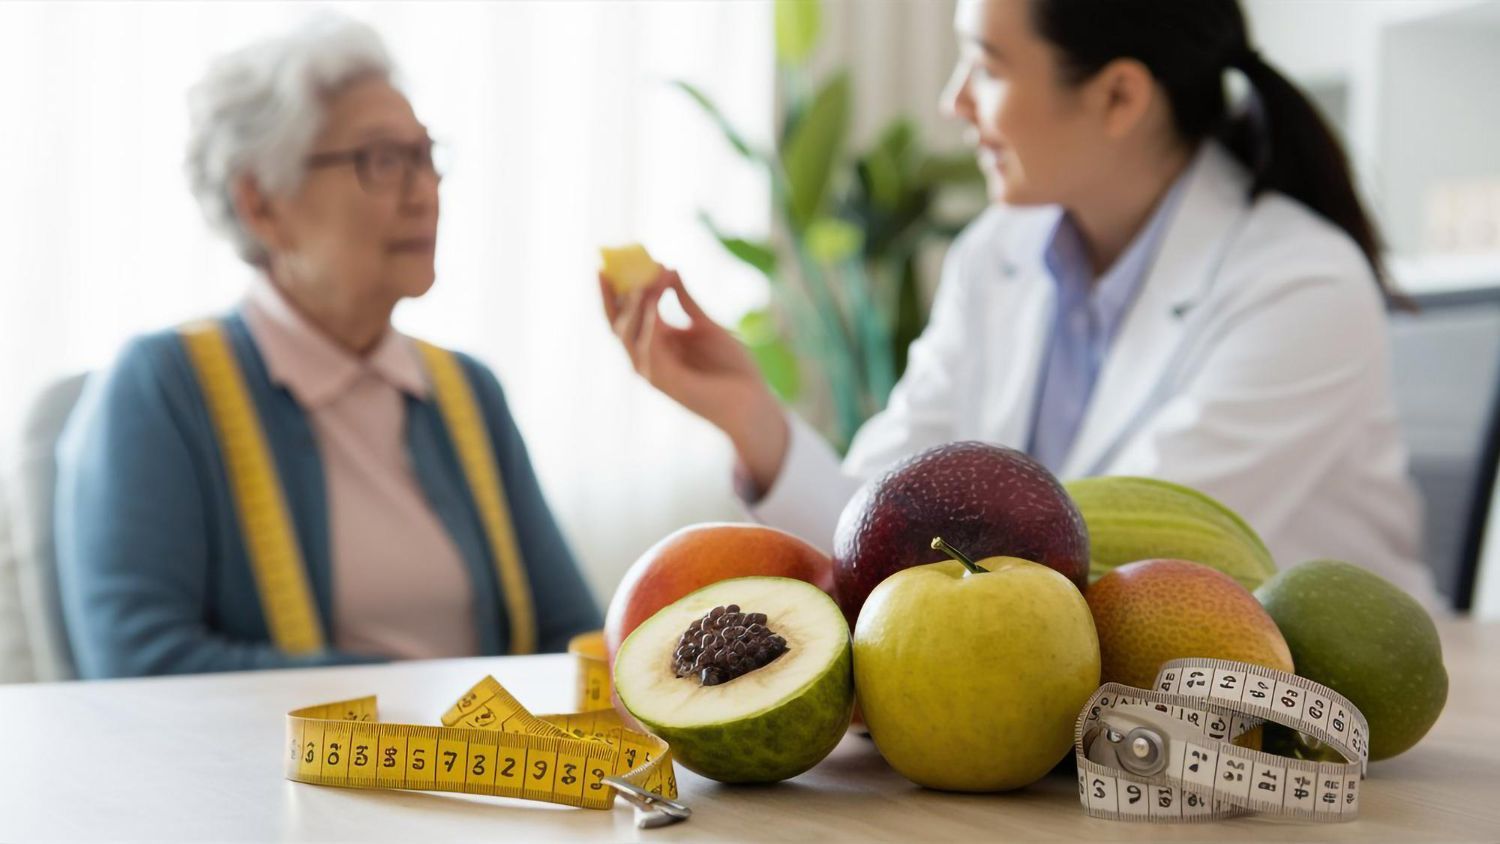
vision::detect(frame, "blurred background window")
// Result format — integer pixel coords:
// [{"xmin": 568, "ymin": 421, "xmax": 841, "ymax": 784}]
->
[
  {"xmin": 0, "ymin": 1, "xmax": 776, "ymax": 601},
  {"xmin": 3, "ymin": 0, "xmax": 1500, "ymax": 614}
]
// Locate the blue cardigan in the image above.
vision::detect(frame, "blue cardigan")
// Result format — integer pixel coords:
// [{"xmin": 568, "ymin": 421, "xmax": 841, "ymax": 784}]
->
[{"xmin": 55, "ymin": 313, "xmax": 601, "ymax": 678}]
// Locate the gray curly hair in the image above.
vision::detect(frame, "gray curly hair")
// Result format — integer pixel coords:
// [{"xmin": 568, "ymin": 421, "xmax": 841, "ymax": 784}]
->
[{"xmin": 185, "ymin": 13, "xmax": 395, "ymax": 267}]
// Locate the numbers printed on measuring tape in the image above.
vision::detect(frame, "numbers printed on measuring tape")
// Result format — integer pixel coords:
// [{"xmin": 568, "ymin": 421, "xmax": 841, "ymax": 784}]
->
[
  {"xmin": 284, "ymin": 674, "xmax": 676, "ymax": 812},
  {"xmin": 1075, "ymin": 658, "xmax": 1368, "ymax": 825}
]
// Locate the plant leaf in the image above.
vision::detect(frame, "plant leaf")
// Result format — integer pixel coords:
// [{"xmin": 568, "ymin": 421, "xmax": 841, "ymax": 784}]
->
[
  {"xmin": 805, "ymin": 217, "xmax": 863, "ymax": 264},
  {"xmin": 774, "ymin": 0, "xmax": 822, "ymax": 66},
  {"xmin": 890, "ymin": 254, "xmax": 924, "ymax": 380},
  {"xmin": 721, "ymin": 238, "xmax": 779, "ymax": 279},
  {"xmin": 861, "ymin": 151, "xmax": 903, "ymax": 212},
  {"xmin": 839, "ymin": 258, "xmax": 896, "ymax": 409},
  {"xmin": 737, "ymin": 308, "xmax": 778, "ymax": 342},
  {"xmin": 697, "ymin": 212, "xmax": 778, "ymax": 277},
  {"xmin": 857, "ymin": 119, "xmax": 918, "ymax": 211},
  {"xmin": 780, "ymin": 71, "xmax": 851, "ymax": 231},
  {"xmin": 873, "ymin": 119, "xmax": 916, "ymax": 170},
  {"xmin": 737, "ymin": 310, "xmax": 802, "ymax": 401},
  {"xmin": 915, "ymin": 152, "xmax": 984, "ymax": 188},
  {"xmin": 671, "ymin": 80, "xmax": 758, "ymax": 161}
]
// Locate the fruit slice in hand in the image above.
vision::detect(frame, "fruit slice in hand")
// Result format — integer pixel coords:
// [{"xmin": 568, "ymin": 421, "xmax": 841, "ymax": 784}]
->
[
  {"xmin": 598, "ymin": 243, "xmax": 664, "ymax": 295},
  {"xmin": 613, "ymin": 576, "xmax": 854, "ymax": 784}
]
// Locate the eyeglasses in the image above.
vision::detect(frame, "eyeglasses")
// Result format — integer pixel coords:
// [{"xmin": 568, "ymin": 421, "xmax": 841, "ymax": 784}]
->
[{"xmin": 304, "ymin": 138, "xmax": 446, "ymax": 192}]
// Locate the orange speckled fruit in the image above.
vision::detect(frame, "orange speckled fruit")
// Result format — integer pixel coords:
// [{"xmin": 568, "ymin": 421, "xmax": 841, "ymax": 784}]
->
[{"xmin": 1086, "ymin": 559, "xmax": 1293, "ymax": 689}]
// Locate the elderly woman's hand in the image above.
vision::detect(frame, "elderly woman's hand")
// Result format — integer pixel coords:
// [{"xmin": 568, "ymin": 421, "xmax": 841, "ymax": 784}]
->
[{"xmin": 600, "ymin": 270, "xmax": 789, "ymax": 494}]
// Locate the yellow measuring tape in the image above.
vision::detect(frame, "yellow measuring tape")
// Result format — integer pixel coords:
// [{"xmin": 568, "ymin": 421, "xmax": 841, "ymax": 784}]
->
[
  {"xmin": 179, "ymin": 321, "xmax": 537, "ymax": 656},
  {"xmin": 284, "ymin": 631, "xmax": 685, "ymax": 823}
]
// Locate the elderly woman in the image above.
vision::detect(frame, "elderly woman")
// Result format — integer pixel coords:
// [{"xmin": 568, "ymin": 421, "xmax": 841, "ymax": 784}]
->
[{"xmin": 54, "ymin": 16, "xmax": 600, "ymax": 678}]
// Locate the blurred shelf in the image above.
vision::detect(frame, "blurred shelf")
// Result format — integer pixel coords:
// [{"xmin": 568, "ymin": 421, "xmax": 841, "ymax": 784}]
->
[
  {"xmin": 1391, "ymin": 252, "xmax": 1500, "ymax": 296},
  {"xmin": 1246, "ymin": 0, "xmax": 1500, "ymax": 256}
]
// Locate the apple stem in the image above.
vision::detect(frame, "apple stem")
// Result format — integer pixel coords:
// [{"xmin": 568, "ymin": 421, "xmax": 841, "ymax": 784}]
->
[{"xmin": 931, "ymin": 537, "xmax": 988, "ymax": 575}]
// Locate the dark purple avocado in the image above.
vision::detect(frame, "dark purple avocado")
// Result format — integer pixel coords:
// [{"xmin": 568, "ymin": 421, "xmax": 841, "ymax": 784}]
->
[{"xmin": 832, "ymin": 441, "xmax": 1090, "ymax": 627}]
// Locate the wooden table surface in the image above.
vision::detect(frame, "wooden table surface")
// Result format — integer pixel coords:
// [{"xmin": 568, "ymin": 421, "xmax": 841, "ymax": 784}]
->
[{"xmin": 1, "ymin": 621, "xmax": 1496, "ymax": 842}]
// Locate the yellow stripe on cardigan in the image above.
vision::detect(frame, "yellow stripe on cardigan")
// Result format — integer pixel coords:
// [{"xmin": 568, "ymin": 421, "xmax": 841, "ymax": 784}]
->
[
  {"xmin": 415, "ymin": 340, "xmax": 537, "ymax": 655},
  {"xmin": 178, "ymin": 321, "xmax": 537, "ymax": 657},
  {"xmin": 180, "ymin": 320, "xmax": 327, "ymax": 654}
]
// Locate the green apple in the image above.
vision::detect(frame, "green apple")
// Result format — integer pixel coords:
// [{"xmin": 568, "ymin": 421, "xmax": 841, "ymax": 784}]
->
[{"xmin": 853, "ymin": 538, "xmax": 1100, "ymax": 791}]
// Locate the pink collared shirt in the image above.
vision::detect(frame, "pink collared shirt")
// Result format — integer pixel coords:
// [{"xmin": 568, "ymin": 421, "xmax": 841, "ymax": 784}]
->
[{"xmin": 242, "ymin": 278, "xmax": 478, "ymax": 660}]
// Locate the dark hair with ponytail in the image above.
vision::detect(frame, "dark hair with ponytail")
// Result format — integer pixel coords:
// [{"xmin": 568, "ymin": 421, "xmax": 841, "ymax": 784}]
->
[{"xmin": 1028, "ymin": 0, "xmax": 1403, "ymax": 305}]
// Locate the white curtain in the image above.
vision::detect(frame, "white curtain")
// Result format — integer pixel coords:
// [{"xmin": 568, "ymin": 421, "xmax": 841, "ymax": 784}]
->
[
  {"xmin": 0, "ymin": 1, "xmax": 774, "ymax": 601},
  {"xmin": 810, "ymin": 0, "xmax": 962, "ymax": 152}
]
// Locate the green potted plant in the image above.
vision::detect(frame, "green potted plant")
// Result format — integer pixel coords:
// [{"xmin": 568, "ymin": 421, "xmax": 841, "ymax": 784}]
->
[{"xmin": 677, "ymin": 0, "xmax": 984, "ymax": 452}]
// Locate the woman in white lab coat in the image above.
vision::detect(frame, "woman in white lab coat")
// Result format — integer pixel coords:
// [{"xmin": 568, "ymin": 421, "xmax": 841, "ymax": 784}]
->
[{"xmin": 602, "ymin": 0, "xmax": 1439, "ymax": 604}]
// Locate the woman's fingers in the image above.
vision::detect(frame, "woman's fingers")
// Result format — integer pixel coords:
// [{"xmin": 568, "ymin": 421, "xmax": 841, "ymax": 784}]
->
[
  {"xmin": 612, "ymin": 289, "xmax": 647, "ymax": 353},
  {"xmin": 667, "ymin": 270, "xmax": 710, "ymax": 324},
  {"xmin": 604, "ymin": 267, "xmax": 692, "ymax": 384},
  {"xmin": 599, "ymin": 273, "xmax": 623, "ymax": 324},
  {"xmin": 617, "ymin": 286, "xmax": 668, "ymax": 374},
  {"xmin": 635, "ymin": 294, "xmax": 661, "ymax": 381}
]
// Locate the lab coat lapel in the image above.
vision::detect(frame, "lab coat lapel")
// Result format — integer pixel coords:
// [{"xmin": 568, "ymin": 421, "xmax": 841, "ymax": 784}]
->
[
  {"xmin": 977, "ymin": 208, "xmax": 1061, "ymax": 451},
  {"xmin": 1060, "ymin": 144, "xmax": 1254, "ymax": 478}
]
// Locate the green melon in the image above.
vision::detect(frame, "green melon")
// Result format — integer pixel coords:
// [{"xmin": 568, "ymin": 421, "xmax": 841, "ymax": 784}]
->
[
  {"xmin": 613, "ymin": 576, "xmax": 854, "ymax": 783},
  {"xmin": 1065, "ymin": 476, "xmax": 1277, "ymax": 591}
]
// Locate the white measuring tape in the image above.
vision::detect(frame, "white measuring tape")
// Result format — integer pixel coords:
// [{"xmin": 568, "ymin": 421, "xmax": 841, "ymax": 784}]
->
[{"xmin": 1075, "ymin": 658, "xmax": 1368, "ymax": 823}]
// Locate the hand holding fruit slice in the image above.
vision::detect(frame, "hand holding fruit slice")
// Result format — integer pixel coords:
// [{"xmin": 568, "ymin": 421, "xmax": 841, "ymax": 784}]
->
[{"xmin": 598, "ymin": 243, "xmax": 664, "ymax": 295}]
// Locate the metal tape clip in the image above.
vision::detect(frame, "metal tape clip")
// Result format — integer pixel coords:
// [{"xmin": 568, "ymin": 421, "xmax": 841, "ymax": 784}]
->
[
  {"xmin": 604, "ymin": 776, "xmax": 692, "ymax": 829},
  {"xmin": 1084, "ymin": 703, "xmax": 1197, "ymax": 777}
]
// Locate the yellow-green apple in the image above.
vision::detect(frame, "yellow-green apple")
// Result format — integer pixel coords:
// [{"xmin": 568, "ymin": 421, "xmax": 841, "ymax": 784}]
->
[{"xmin": 853, "ymin": 537, "xmax": 1100, "ymax": 791}]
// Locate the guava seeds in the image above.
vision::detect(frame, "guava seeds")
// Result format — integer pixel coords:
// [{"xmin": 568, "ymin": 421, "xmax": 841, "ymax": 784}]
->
[{"xmin": 672, "ymin": 604, "xmax": 789, "ymax": 686}]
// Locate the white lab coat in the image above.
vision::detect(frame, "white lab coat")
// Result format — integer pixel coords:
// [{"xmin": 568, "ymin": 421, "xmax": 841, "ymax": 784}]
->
[{"xmin": 749, "ymin": 142, "xmax": 1440, "ymax": 608}]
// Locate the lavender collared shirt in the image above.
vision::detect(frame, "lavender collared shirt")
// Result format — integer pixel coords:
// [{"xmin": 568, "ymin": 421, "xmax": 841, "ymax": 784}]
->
[{"xmin": 1027, "ymin": 175, "xmax": 1190, "ymax": 473}]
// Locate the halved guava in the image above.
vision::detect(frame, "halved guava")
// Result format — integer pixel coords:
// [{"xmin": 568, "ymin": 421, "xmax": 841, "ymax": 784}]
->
[{"xmin": 614, "ymin": 576, "xmax": 853, "ymax": 783}]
